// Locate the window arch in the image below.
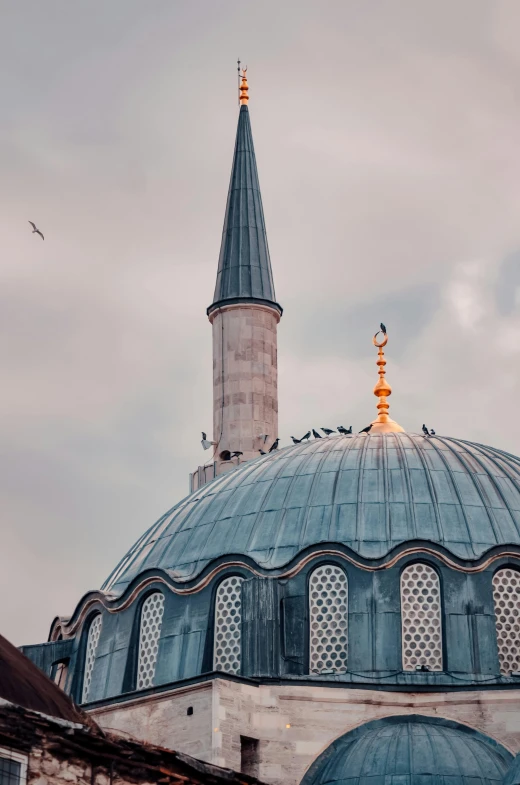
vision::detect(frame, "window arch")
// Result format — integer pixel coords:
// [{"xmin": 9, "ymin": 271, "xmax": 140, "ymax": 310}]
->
[
  {"xmin": 137, "ymin": 592, "xmax": 165, "ymax": 689},
  {"xmin": 492, "ymin": 568, "xmax": 520, "ymax": 675},
  {"xmin": 309, "ymin": 564, "xmax": 348, "ymax": 674},
  {"xmin": 81, "ymin": 614, "xmax": 102, "ymax": 703},
  {"xmin": 213, "ymin": 576, "xmax": 244, "ymax": 674},
  {"xmin": 400, "ymin": 563, "xmax": 442, "ymax": 671}
]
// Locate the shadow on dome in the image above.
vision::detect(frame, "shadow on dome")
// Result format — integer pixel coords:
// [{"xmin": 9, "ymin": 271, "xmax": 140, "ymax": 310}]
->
[{"xmin": 301, "ymin": 715, "xmax": 513, "ymax": 785}]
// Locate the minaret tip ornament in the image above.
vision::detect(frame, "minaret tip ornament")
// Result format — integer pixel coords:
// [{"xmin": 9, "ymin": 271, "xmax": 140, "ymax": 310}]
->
[
  {"xmin": 239, "ymin": 66, "xmax": 249, "ymax": 105},
  {"xmin": 370, "ymin": 327, "xmax": 405, "ymax": 434}
]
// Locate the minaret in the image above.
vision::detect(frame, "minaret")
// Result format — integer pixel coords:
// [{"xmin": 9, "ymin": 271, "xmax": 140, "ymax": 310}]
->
[{"xmin": 207, "ymin": 69, "xmax": 282, "ymax": 468}]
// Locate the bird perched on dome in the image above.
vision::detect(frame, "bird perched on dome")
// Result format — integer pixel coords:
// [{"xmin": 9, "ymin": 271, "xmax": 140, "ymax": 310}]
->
[
  {"xmin": 430, "ymin": 429, "xmax": 436, "ymax": 436},
  {"xmin": 290, "ymin": 436, "xmax": 302, "ymax": 444},
  {"xmin": 268, "ymin": 438, "xmax": 279, "ymax": 453},
  {"xmin": 422, "ymin": 424, "xmax": 430, "ymax": 436},
  {"xmin": 312, "ymin": 429, "xmax": 322, "ymax": 439},
  {"xmin": 321, "ymin": 428, "xmax": 335, "ymax": 436},
  {"xmin": 230, "ymin": 451, "xmax": 243, "ymax": 458},
  {"xmin": 338, "ymin": 425, "xmax": 352, "ymax": 435},
  {"xmin": 359, "ymin": 424, "xmax": 373, "ymax": 434},
  {"xmin": 258, "ymin": 449, "xmax": 266, "ymax": 455},
  {"xmin": 301, "ymin": 431, "xmax": 311, "ymax": 441}
]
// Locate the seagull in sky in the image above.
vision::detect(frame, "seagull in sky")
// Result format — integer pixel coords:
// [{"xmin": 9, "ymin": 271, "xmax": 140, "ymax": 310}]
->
[{"xmin": 28, "ymin": 221, "xmax": 44, "ymax": 240}]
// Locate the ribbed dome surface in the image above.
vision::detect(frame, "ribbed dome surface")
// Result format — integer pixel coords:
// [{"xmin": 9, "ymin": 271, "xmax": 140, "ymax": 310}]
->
[
  {"xmin": 301, "ymin": 716, "xmax": 512, "ymax": 785},
  {"xmin": 103, "ymin": 433, "xmax": 520, "ymax": 595}
]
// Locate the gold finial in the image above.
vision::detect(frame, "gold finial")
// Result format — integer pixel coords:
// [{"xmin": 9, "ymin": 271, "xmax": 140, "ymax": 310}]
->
[
  {"xmin": 369, "ymin": 328, "xmax": 405, "ymax": 434},
  {"xmin": 239, "ymin": 67, "xmax": 249, "ymax": 105}
]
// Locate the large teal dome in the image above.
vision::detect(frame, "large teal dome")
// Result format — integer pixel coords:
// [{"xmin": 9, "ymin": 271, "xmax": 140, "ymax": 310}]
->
[
  {"xmin": 103, "ymin": 432, "xmax": 520, "ymax": 595},
  {"xmin": 301, "ymin": 716, "xmax": 512, "ymax": 785}
]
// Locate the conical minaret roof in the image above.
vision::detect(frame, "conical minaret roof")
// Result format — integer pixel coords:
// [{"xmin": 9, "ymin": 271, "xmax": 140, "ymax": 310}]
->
[{"xmin": 208, "ymin": 71, "xmax": 282, "ymax": 316}]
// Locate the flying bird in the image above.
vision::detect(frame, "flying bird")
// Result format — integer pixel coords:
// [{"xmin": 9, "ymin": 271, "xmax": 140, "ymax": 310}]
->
[
  {"xmin": 422, "ymin": 424, "xmax": 430, "ymax": 436},
  {"xmin": 380, "ymin": 322, "xmax": 386, "ymax": 334},
  {"xmin": 359, "ymin": 424, "xmax": 373, "ymax": 434},
  {"xmin": 312, "ymin": 429, "xmax": 322, "ymax": 439},
  {"xmin": 201, "ymin": 432, "xmax": 216, "ymax": 450},
  {"xmin": 268, "ymin": 438, "xmax": 280, "ymax": 453},
  {"xmin": 28, "ymin": 221, "xmax": 44, "ymax": 240},
  {"xmin": 430, "ymin": 429, "xmax": 436, "ymax": 436},
  {"xmin": 301, "ymin": 431, "xmax": 311, "ymax": 441},
  {"xmin": 321, "ymin": 428, "xmax": 335, "ymax": 436},
  {"xmin": 290, "ymin": 436, "xmax": 302, "ymax": 444}
]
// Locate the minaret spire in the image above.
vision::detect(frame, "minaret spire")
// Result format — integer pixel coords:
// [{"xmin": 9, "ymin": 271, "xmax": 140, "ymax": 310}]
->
[
  {"xmin": 207, "ymin": 68, "xmax": 282, "ymax": 471},
  {"xmin": 369, "ymin": 328, "xmax": 404, "ymax": 434}
]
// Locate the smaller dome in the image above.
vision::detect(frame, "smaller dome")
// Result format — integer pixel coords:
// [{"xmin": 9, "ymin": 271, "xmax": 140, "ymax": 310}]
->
[{"xmin": 302, "ymin": 716, "xmax": 512, "ymax": 785}]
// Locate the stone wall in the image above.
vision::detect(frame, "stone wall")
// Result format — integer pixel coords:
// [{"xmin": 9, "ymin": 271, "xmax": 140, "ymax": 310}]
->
[
  {"xmin": 90, "ymin": 679, "xmax": 520, "ymax": 785},
  {"xmin": 90, "ymin": 682, "xmax": 213, "ymax": 763},
  {"xmin": 210, "ymin": 303, "xmax": 279, "ymax": 463}
]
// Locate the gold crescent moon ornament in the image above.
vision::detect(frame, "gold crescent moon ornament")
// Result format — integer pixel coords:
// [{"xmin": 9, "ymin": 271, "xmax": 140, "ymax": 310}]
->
[
  {"xmin": 369, "ymin": 329, "xmax": 405, "ymax": 434},
  {"xmin": 373, "ymin": 330, "xmax": 388, "ymax": 349}
]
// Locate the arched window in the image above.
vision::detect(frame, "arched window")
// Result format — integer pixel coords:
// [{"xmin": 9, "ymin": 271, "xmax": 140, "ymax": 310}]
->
[
  {"xmin": 81, "ymin": 614, "xmax": 102, "ymax": 703},
  {"xmin": 137, "ymin": 592, "xmax": 165, "ymax": 690},
  {"xmin": 309, "ymin": 564, "xmax": 348, "ymax": 674},
  {"xmin": 493, "ymin": 568, "xmax": 520, "ymax": 675},
  {"xmin": 400, "ymin": 563, "xmax": 442, "ymax": 671},
  {"xmin": 213, "ymin": 576, "xmax": 244, "ymax": 675}
]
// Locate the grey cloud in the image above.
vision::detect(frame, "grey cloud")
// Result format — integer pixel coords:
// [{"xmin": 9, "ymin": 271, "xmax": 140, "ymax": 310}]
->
[{"xmin": 1, "ymin": 0, "xmax": 520, "ymax": 645}]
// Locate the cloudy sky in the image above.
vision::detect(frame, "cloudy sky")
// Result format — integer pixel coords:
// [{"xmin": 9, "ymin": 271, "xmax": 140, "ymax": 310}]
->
[{"xmin": 1, "ymin": 0, "xmax": 520, "ymax": 645}]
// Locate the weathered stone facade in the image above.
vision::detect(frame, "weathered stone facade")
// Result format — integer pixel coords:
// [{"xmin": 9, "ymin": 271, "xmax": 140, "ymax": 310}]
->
[
  {"xmin": 0, "ymin": 702, "xmax": 263, "ymax": 785},
  {"xmin": 210, "ymin": 303, "xmax": 279, "ymax": 464},
  {"xmin": 90, "ymin": 678, "xmax": 520, "ymax": 785}
]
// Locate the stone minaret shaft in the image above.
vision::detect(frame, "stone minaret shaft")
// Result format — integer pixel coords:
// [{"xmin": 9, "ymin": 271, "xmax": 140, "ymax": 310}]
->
[{"xmin": 207, "ymin": 70, "xmax": 282, "ymax": 465}]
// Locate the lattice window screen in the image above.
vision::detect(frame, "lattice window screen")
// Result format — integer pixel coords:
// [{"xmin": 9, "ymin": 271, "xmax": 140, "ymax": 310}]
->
[
  {"xmin": 213, "ymin": 576, "xmax": 244, "ymax": 674},
  {"xmin": 309, "ymin": 564, "xmax": 348, "ymax": 674},
  {"xmin": 401, "ymin": 564, "xmax": 442, "ymax": 671},
  {"xmin": 82, "ymin": 614, "xmax": 102, "ymax": 702},
  {"xmin": 493, "ymin": 568, "xmax": 520, "ymax": 675},
  {"xmin": 137, "ymin": 592, "xmax": 165, "ymax": 689}
]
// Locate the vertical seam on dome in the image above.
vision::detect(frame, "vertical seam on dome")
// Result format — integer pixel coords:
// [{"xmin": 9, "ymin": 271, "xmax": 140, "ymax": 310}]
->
[
  {"xmin": 457, "ymin": 440, "xmax": 520, "ymax": 542},
  {"xmin": 474, "ymin": 441, "xmax": 520, "ymax": 489},
  {"xmin": 299, "ymin": 439, "xmax": 339, "ymax": 548},
  {"xmin": 422, "ymin": 437, "xmax": 474, "ymax": 555},
  {"xmin": 436, "ymin": 725, "xmax": 465, "ymax": 777},
  {"xmin": 330, "ymin": 435, "xmax": 358, "ymax": 539},
  {"xmin": 393, "ymin": 434, "xmax": 418, "ymax": 540},
  {"xmin": 408, "ymin": 435, "xmax": 444, "ymax": 544},
  {"xmin": 382, "ymin": 434, "xmax": 391, "ymax": 547},
  {"xmin": 441, "ymin": 437, "xmax": 505, "ymax": 547},
  {"xmin": 355, "ymin": 435, "xmax": 371, "ymax": 553}
]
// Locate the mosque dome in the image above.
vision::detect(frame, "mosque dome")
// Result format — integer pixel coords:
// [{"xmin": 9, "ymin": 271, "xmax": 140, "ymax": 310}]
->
[
  {"xmin": 103, "ymin": 432, "xmax": 520, "ymax": 595},
  {"xmin": 300, "ymin": 716, "xmax": 512, "ymax": 785}
]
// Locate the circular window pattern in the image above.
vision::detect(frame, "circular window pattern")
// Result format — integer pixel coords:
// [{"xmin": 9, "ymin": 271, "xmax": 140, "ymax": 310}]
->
[
  {"xmin": 400, "ymin": 564, "xmax": 442, "ymax": 671},
  {"xmin": 82, "ymin": 614, "xmax": 102, "ymax": 703},
  {"xmin": 309, "ymin": 564, "xmax": 348, "ymax": 674},
  {"xmin": 137, "ymin": 592, "xmax": 165, "ymax": 690},
  {"xmin": 493, "ymin": 568, "xmax": 520, "ymax": 675},
  {"xmin": 213, "ymin": 576, "xmax": 244, "ymax": 675}
]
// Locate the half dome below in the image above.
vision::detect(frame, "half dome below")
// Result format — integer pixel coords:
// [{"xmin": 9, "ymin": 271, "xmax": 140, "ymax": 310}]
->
[
  {"xmin": 301, "ymin": 716, "xmax": 512, "ymax": 785},
  {"xmin": 103, "ymin": 433, "xmax": 520, "ymax": 595}
]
